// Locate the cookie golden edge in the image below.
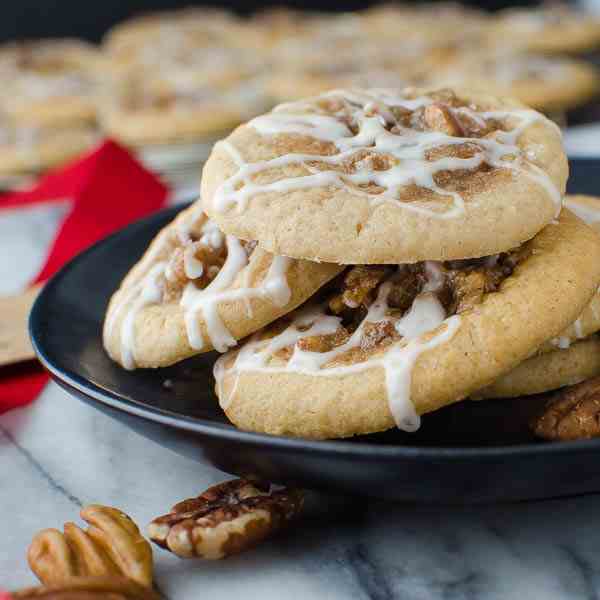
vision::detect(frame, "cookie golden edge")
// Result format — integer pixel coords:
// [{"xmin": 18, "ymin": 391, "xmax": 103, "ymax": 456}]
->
[
  {"xmin": 473, "ymin": 337, "xmax": 600, "ymax": 399},
  {"xmin": 202, "ymin": 88, "xmax": 568, "ymax": 264},
  {"xmin": 216, "ymin": 210, "xmax": 600, "ymax": 439},
  {"xmin": 537, "ymin": 195, "xmax": 600, "ymax": 351},
  {"xmin": 103, "ymin": 204, "xmax": 342, "ymax": 369}
]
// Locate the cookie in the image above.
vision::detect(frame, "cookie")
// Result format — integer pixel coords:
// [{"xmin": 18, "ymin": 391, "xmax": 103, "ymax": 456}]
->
[
  {"xmin": 99, "ymin": 72, "xmax": 264, "ymax": 147},
  {"xmin": 103, "ymin": 8, "xmax": 241, "ymax": 66},
  {"xmin": 202, "ymin": 87, "xmax": 567, "ymax": 264},
  {"xmin": 363, "ymin": 3, "xmax": 490, "ymax": 46},
  {"xmin": 539, "ymin": 196, "xmax": 600, "ymax": 351},
  {"xmin": 490, "ymin": 6, "xmax": 600, "ymax": 55},
  {"xmin": 103, "ymin": 204, "xmax": 342, "ymax": 369},
  {"xmin": 214, "ymin": 209, "xmax": 600, "ymax": 439},
  {"xmin": 474, "ymin": 337, "xmax": 600, "ymax": 400},
  {"xmin": 267, "ymin": 38, "xmax": 436, "ymax": 103},
  {"xmin": 0, "ymin": 121, "xmax": 98, "ymax": 176},
  {"xmin": 100, "ymin": 40, "xmax": 267, "ymax": 147},
  {"xmin": 0, "ymin": 40, "xmax": 105, "ymax": 130},
  {"xmin": 430, "ymin": 53, "xmax": 599, "ymax": 113},
  {"xmin": 267, "ymin": 61, "xmax": 428, "ymax": 104}
]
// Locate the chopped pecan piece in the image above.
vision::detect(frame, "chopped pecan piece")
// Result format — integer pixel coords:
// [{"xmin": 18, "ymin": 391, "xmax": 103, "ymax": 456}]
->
[
  {"xmin": 387, "ymin": 266, "xmax": 425, "ymax": 313},
  {"xmin": 148, "ymin": 479, "xmax": 304, "ymax": 559},
  {"xmin": 168, "ymin": 242, "xmax": 226, "ymax": 285},
  {"xmin": 360, "ymin": 321, "xmax": 397, "ymax": 351},
  {"xmin": 422, "ymin": 104, "xmax": 464, "ymax": 137},
  {"xmin": 341, "ymin": 150, "xmax": 393, "ymax": 174},
  {"xmin": 297, "ymin": 328, "xmax": 350, "ymax": 353},
  {"xmin": 27, "ymin": 506, "xmax": 153, "ymax": 588},
  {"xmin": 329, "ymin": 266, "xmax": 390, "ymax": 313},
  {"xmin": 449, "ymin": 270, "xmax": 487, "ymax": 314},
  {"xmin": 12, "ymin": 577, "xmax": 160, "ymax": 600},
  {"xmin": 531, "ymin": 377, "xmax": 600, "ymax": 441}
]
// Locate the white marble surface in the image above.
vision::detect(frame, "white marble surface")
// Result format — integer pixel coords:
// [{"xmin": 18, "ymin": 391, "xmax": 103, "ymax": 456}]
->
[
  {"xmin": 3, "ymin": 384, "xmax": 600, "ymax": 599},
  {"xmin": 3, "ymin": 137, "xmax": 600, "ymax": 598}
]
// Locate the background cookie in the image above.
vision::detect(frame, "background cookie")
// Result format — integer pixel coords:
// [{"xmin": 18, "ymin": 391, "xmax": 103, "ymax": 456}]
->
[
  {"xmin": 215, "ymin": 210, "xmax": 600, "ymax": 439},
  {"xmin": 431, "ymin": 53, "xmax": 599, "ymax": 114},
  {"xmin": 0, "ymin": 39, "xmax": 105, "ymax": 130},
  {"xmin": 0, "ymin": 122, "xmax": 98, "ymax": 176},
  {"xmin": 490, "ymin": 6, "xmax": 600, "ymax": 55},
  {"xmin": 104, "ymin": 203, "xmax": 342, "ymax": 369},
  {"xmin": 202, "ymin": 87, "xmax": 567, "ymax": 264}
]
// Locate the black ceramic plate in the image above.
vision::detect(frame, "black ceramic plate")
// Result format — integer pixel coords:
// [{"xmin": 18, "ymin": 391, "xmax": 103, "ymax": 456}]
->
[{"xmin": 30, "ymin": 158, "xmax": 600, "ymax": 504}]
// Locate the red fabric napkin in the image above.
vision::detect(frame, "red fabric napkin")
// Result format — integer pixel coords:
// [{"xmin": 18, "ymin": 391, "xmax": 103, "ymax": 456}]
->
[{"xmin": 0, "ymin": 140, "xmax": 168, "ymax": 414}]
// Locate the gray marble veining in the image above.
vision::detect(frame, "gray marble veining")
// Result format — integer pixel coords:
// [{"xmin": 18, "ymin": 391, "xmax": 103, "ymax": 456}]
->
[{"xmin": 2, "ymin": 383, "xmax": 600, "ymax": 599}]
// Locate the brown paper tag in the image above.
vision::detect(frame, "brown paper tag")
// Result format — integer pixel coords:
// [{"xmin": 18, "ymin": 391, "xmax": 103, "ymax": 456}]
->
[{"xmin": 0, "ymin": 284, "xmax": 42, "ymax": 366}]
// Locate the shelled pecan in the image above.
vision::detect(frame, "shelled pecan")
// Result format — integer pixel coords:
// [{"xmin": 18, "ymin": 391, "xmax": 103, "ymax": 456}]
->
[
  {"xmin": 148, "ymin": 479, "xmax": 304, "ymax": 559},
  {"xmin": 27, "ymin": 506, "xmax": 153, "ymax": 588}
]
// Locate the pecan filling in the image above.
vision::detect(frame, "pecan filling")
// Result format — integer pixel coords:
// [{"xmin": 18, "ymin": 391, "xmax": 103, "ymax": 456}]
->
[
  {"xmin": 163, "ymin": 219, "xmax": 257, "ymax": 302},
  {"xmin": 319, "ymin": 89, "xmax": 504, "ymax": 140},
  {"xmin": 271, "ymin": 244, "xmax": 530, "ymax": 363},
  {"xmin": 292, "ymin": 90, "xmax": 511, "ymax": 199}
]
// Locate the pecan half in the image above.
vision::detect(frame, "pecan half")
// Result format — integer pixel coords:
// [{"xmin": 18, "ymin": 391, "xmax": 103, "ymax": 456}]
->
[
  {"xmin": 12, "ymin": 576, "xmax": 160, "ymax": 600},
  {"xmin": 27, "ymin": 506, "xmax": 153, "ymax": 588},
  {"xmin": 148, "ymin": 479, "xmax": 304, "ymax": 559},
  {"xmin": 531, "ymin": 377, "xmax": 600, "ymax": 441}
]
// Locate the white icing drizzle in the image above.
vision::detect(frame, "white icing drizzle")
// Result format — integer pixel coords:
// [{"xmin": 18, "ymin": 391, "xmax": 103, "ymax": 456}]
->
[
  {"xmin": 106, "ymin": 262, "xmax": 166, "ymax": 370},
  {"xmin": 212, "ymin": 89, "xmax": 562, "ymax": 219},
  {"xmin": 574, "ymin": 317, "xmax": 584, "ymax": 339},
  {"xmin": 183, "ymin": 245, "xmax": 204, "ymax": 279},
  {"xmin": 214, "ymin": 269, "xmax": 461, "ymax": 432},
  {"xmin": 551, "ymin": 336, "xmax": 572, "ymax": 350},
  {"xmin": 106, "ymin": 208, "xmax": 294, "ymax": 366}
]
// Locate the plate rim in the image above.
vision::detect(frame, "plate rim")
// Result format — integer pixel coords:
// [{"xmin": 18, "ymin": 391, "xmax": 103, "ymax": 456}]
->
[{"xmin": 29, "ymin": 192, "xmax": 600, "ymax": 462}]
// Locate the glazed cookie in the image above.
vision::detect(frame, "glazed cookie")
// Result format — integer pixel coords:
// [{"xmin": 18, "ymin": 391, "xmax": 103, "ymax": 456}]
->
[
  {"xmin": 267, "ymin": 39, "xmax": 436, "ymax": 103},
  {"xmin": 202, "ymin": 88, "xmax": 567, "ymax": 264},
  {"xmin": 539, "ymin": 196, "xmax": 600, "ymax": 351},
  {"xmin": 0, "ymin": 39, "xmax": 105, "ymax": 130},
  {"xmin": 430, "ymin": 53, "xmax": 599, "ymax": 113},
  {"xmin": 267, "ymin": 61, "xmax": 426, "ymax": 104},
  {"xmin": 103, "ymin": 8, "xmax": 241, "ymax": 65},
  {"xmin": 474, "ymin": 337, "xmax": 600, "ymax": 400},
  {"xmin": 100, "ymin": 72, "xmax": 264, "ymax": 147},
  {"xmin": 100, "ymin": 40, "xmax": 268, "ymax": 147},
  {"xmin": 0, "ymin": 120, "xmax": 98, "ymax": 176},
  {"xmin": 214, "ymin": 210, "xmax": 600, "ymax": 439},
  {"xmin": 489, "ymin": 6, "xmax": 600, "ymax": 54},
  {"xmin": 103, "ymin": 204, "xmax": 342, "ymax": 370},
  {"xmin": 363, "ymin": 2, "xmax": 490, "ymax": 46}
]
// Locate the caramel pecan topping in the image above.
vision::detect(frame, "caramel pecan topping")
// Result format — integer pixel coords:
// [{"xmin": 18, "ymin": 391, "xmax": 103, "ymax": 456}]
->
[
  {"xmin": 12, "ymin": 577, "xmax": 160, "ymax": 600},
  {"xmin": 163, "ymin": 222, "xmax": 257, "ymax": 302},
  {"xmin": 27, "ymin": 505, "xmax": 153, "ymax": 588},
  {"xmin": 532, "ymin": 377, "xmax": 600, "ymax": 441},
  {"xmin": 422, "ymin": 104, "xmax": 464, "ymax": 137},
  {"xmin": 281, "ymin": 245, "xmax": 529, "ymax": 362},
  {"xmin": 329, "ymin": 265, "xmax": 391, "ymax": 312},
  {"xmin": 165, "ymin": 241, "xmax": 227, "ymax": 297},
  {"xmin": 148, "ymin": 479, "xmax": 304, "ymax": 559}
]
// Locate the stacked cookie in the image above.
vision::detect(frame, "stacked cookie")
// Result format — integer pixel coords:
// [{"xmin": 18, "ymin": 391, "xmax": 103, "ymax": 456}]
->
[{"xmin": 104, "ymin": 87, "xmax": 600, "ymax": 440}]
